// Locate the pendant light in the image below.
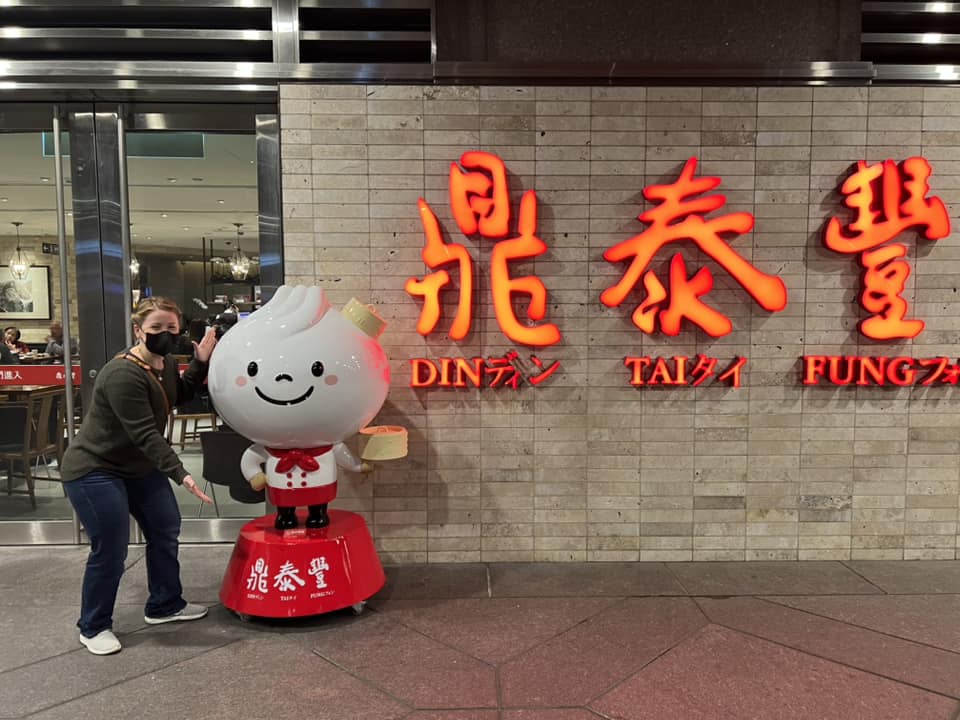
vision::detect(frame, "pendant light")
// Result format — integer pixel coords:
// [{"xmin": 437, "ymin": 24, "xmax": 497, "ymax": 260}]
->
[
  {"xmin": 229, "ymin": 222, "xmax": 250, "ymax": 280},
  {"xmin": 129, "ymin": 223, "xmax": 140, "ymax": 277},
  {"xmin": 8, "ymin": 221, "xmax": 30, "ymax": 281}
]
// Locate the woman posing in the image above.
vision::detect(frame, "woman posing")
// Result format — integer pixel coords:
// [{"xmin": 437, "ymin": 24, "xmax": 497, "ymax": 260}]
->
[{"xmin": 60, "ymin": 297, "xmax": 215, "ymax": 655}]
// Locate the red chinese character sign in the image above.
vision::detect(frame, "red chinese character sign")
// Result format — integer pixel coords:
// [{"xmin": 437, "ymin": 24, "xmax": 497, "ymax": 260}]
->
[
  {"xmin": 824, "ymin": 157, "xmax": 951, "ymax": 340},
  {"xmin": 406, "ymin": 151, "xmax": 562, "ymax": 348},
  {"xmin": 600, "ymin": 157, "xmax": 788, "ymax": 337}
]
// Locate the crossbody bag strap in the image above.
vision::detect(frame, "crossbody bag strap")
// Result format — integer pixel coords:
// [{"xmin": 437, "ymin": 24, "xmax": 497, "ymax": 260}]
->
[{"xmin": 116, "ymin": 351, "xmax": 172, "ymax": 418}]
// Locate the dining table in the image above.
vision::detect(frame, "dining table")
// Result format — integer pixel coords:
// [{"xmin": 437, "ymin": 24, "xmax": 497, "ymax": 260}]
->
[{"xmin": 0, "ymin": 385, "xmax": 63, "ymax": 401}]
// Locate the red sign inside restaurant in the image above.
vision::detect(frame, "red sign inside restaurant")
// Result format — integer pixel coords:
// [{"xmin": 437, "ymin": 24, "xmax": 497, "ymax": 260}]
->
[
  {"xmin": 0, "ymin": 364, "xmax": 82, "ymax": 386},
  {"xmin": 824, "ymin": 157, "xmax": 951, "ymax": 340}
]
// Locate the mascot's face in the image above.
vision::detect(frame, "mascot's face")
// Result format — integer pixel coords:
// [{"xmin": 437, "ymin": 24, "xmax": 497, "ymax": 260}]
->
[{"xmin": 208, "ymin": 286, "xmax": 390, "ymax": 448}]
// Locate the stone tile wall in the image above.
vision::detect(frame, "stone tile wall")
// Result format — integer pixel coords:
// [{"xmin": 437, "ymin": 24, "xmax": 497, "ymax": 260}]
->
[{"xmin": 279, "ymin": 84, "xmax": 960, "ymax": 563}]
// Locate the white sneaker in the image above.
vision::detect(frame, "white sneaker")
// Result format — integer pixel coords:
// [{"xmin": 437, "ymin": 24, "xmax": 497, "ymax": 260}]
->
[
  {"xmin": 79, "ymin": 629, "xmax": 122, "ymax": 655},
  {"xmin": 144, "ymin": 602, "xmax": 209, "ymax": 625}
]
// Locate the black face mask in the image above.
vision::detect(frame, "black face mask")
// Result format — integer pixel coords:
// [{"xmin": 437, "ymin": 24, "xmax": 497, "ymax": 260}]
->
[{"xmin": 143, "ymin": 331, "xmax": 177, "ymax": 356}]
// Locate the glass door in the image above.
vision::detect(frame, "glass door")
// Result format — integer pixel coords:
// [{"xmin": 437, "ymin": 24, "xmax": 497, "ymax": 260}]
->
[
  {"xmin": 0, "ymin": 101, "xmax": 282, "ymax": 545},
  {"xmin": 0, "ymin": 104, "xmax": 82, "ymax": 544},
  {"xmin": 116, "ymin": 103, "xmax": 282, "ymax": 542},
  {"xmin": 119, "ymin": 105, "xmax": 279, "ymax": 540}
]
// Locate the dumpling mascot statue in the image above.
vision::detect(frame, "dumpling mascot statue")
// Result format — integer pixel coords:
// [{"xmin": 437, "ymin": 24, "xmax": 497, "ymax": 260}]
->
[{"xmin": 210, "ymin": 286, "xmax": 402, "ymax": 619}]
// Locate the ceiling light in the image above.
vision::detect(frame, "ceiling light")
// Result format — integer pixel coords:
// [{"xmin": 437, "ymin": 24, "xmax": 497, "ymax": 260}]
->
[
  {"xmin": 2, "ymin": 27, "xmax": 22, "ymax": 39},
  {"xmin": 182, "ymin": 226, "xmax": 190, "ymax": 231},
  {"xmin": 930, "ymin": 2, "xmax": 948, "ymax": 12},
  {"xmin": 0, "ymin": 197, "xmax": 7, "ymax": 203},
  {"xmin": 922, "ymin": 32, "xmax": 942, "ymax": 44},
  {"xmin": 230, "ymin": 222, "xmax": 250, "ymax": 280},
  {"xmin": 8, "ymin": 221, "xmax": 29, "ymax": 280},
  {"xmin": 167, "ymin": 177, "xmax": 177, "ymax": 183},
  {"xmin": 161, "ymin": 213, "xmax": 168, "ymax": 218},
  {"xmin": 129, "ymin": 253, "xmax": 140, "ymax": 277},
  {"xmin": 146, "ymin": 235, "xmax": 152, "ymax": 240},
  {"xmin": 937, "ymin": 64, "xmax": 959, "ymax": 80},
  {"xmin": 40, "ymin": 177, "xmax": 49, "ymax": 182},
  {"xmin": 217, "ymin": 199, "xmax": 225, "ymax": 204}
]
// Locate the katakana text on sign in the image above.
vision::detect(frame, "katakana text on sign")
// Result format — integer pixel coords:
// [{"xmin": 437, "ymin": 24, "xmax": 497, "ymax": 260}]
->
[
  {"xmin": 601, "ymin": 157, "xmax": 788, "ymax": 337},
  {"xmin": 406, "ymin": 151, "xmax": 562, "ymax": 347},
  {"xmin": 825, "ymin": 157, "xmax": 951, "ymax": 340}
]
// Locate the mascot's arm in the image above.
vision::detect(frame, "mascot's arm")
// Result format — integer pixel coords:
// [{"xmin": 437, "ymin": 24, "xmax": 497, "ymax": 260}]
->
[
  {"xmin": 241, "ymin": 443, "xmax": 269, "ymax": 490},
  {"xmin": 334, "ymin": 442, "xmax": 372, "ymax": 473}
]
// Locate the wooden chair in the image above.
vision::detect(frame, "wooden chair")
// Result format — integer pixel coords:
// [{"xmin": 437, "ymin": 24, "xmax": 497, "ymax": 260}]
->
[
  {"xmin": 167, "ymin": 407, "xmax": 218, "ymax": 450},
  {"xmin": 0, "ymin": 388, "xmax": 62, "ymax": 509}
]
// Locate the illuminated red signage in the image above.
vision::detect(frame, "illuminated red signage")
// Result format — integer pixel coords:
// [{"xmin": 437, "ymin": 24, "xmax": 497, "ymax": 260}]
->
[
  {"xmin": 406, "ymin": 153, "xmax": 954, "ymax": 391},
  {"xmin": 601, "ymin": 157, "xmax": 788, "ymax": 337},
  {"xmin": 410, "ymin": 352, "xmax": 560, "ymax": 389},
  {"xmin": 824, "ymin": 157, "xmax": 951, "ymax": 340},
  {"xmin": 406, "ymin": 151, "xmax": 561, "ymax": 347},
  {"xmin": 624, "ymin": 356, "xmax": 747, "ymax": 388},
  {"xmin": 803, "ymin": 355, "xmax": 960, "ymax": 387}
]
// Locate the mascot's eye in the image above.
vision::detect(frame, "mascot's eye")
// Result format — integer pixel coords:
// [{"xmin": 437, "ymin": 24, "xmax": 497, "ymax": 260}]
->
[
  {"xmin": 311, "ymin": 361, "xmax": 324, "ymax": 377},
  {"xmin": 247, "ymin": 361, "xmax": 258, "ymax": 377}
]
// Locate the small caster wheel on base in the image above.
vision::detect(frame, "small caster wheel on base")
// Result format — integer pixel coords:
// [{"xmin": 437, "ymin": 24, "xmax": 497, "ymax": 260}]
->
[
  {"xmin": 234, "ymin": 612, "xmax": 253, "ymax": 623},
  {"xmin": 351, "ymin": 601, "xmax": 367, "ymax": 616}
]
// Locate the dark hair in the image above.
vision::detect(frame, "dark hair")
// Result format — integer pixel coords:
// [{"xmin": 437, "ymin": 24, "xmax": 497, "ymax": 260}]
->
[{"xmin": 3, "ymin": 326, "xmax": 19, "ymax": 341}]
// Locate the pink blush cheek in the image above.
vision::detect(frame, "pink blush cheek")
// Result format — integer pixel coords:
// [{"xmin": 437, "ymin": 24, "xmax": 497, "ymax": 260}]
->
[
  {"xmin": 235, "ymin": 376, "xmax": 248, "ymax": 387},
  {"xmin": 324, "ymin": 374, "xmax": 338, "ymax": 386}
]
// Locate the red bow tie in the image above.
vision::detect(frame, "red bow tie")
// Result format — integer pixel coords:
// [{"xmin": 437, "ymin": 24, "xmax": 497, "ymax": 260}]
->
[{"xmin": 267, "ymin": 446, "xmax": 332, "ymax": 474}]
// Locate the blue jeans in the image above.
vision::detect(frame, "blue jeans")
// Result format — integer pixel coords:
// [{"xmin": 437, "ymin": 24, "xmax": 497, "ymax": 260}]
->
[{"xmin": 65, "ymin": 469, "xmax": 187, "ymax": 637}]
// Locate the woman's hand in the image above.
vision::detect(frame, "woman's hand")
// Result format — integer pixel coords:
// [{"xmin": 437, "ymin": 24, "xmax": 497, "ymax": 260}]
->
[
  {"xmin": 183, "ymin": 475, "xmax": 213, "ymax": 504},
  {"xmin": 193, "ymin": 327, "xmax": 218, "ymax": 363}
]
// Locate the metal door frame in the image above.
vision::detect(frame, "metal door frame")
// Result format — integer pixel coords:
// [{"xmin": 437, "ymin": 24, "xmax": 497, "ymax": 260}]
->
[
  {"xmin": 0, "ymin": 101, "xmax": 282, "ymax": 544},
  {"xmin": 0, "ymin": 102, "xmax": 87, "ymax": 545}
]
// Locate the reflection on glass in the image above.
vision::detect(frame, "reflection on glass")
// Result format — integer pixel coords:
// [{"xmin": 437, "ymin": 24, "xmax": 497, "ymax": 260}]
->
[
  {"xmin": 126, "ymin": 131, "xmax": 263, "ymax": 519},
  {"xmin": 0, "ymin": 131, "xmax": 77, "ymax": 522}
]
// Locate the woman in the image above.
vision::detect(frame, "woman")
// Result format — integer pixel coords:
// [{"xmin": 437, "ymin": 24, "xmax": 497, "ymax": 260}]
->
[
  {"xmin": 3, "ymin": 326, "xmax": 28, "ymax": 355},
  {"xmin": 60, "ymin": 297, "xmax": 216, "ymax": 655}
]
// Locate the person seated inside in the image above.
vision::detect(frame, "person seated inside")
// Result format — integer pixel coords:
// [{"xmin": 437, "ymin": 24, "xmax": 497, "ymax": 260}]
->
[
  {"xmin": 45, "ymin": 320, "xmax": 77, "ymax": 360},
  {"xmin": 0, "ymin": 337, "xmax": 19, "ymax": 364},
  {"xmin": 3, "ymin": 326, "xmax": 28, "ymax": 355}
]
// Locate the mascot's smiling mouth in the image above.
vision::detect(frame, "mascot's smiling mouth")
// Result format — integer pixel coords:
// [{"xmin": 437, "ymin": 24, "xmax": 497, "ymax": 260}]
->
[{"xmin": 255, "ymin": 386, "xmax": 315, "ymax": 406}]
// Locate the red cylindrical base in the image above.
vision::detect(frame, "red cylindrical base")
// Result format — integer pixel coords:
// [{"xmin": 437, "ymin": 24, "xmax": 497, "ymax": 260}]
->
[{"xmin": 220, "ymin": 509, "xmax": 385, "ymax": 619}]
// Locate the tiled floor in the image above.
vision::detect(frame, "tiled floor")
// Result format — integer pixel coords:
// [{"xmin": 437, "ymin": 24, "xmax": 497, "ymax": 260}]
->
[{"xmin": 3, "ymin": 548, "xmax": 960, "ymax": 719}]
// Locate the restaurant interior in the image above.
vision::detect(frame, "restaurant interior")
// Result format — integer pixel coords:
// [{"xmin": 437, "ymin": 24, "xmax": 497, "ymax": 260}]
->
[{"xmin": 0, "ymin": 126, "xmax": 267, "ymax": 529}]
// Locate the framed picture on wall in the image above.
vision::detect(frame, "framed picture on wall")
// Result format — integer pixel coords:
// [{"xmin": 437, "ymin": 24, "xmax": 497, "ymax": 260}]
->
[{"xmin": 0, "ymin": 266, "xmax": 52, "ymax": 320}]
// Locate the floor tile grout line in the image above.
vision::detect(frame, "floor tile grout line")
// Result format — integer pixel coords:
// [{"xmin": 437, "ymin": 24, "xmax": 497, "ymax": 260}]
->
[
  {"xmin": 662, "ymin": 562, "xmax": 693, "ymax": 596},
  {"xmin": 754, "ymin": 595, "xmax": 960, "ymax": 658},
  {"xmin": 484, "ymin": 595, "xmax": 626, "ymax": 667},
  {"xmin": 372, "ymin": 594, "xmax": 628, "ymax": 671},
  {"xmin": 308, "ymin": 648, "xmax": 415, "ymax": 713},
  {"xmin": 19, "ymin": 638, "xmax": 245, "ymax": 719},
  {"xmin": 950, "ymin": 699, "xmax": 960, "ymax": 720},
  {"xmin": 840, "ymin": 560, "xmax": 890, "ymax": 594},
  {"xmin": 707, "ymin": 621, "xmax": 960, "ymax": 703},
  {"xmin": 582, "ymin": 619, "xmax": 711, "ymax": 710}
]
